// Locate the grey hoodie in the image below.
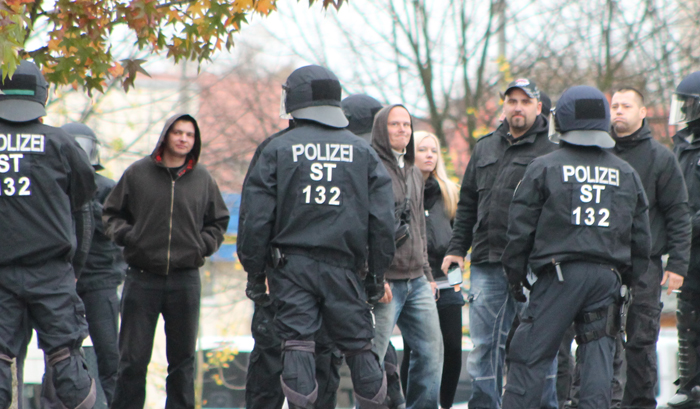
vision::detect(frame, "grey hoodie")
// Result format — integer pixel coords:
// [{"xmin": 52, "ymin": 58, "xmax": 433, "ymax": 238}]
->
[{"xmin": 371, "ymin": 105, "xmax": 433, "ymax": 281}]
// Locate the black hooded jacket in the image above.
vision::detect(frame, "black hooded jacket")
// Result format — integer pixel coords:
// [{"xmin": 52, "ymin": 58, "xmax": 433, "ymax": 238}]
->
[
  {"xmin": 674, "ymin": 125, "xmax": 700, "ymax": 290},
  {"xmin": 610, "ymin": 120, "xmax": 690, "ymax": 276},
  {"xmin": 237, "ymin": 120, "xmax": 396, "ymax": 277},
  {"xmin": 446, "ymin": 115, "xmax": 556, "ymax": 264},
  {"xmin": 103, "ymin": 114, "xmax": 230, "ymax": 275},
  {"xmin": 371, "ymin": 105, "xmax": 432, "ymax": 281},
  {"xmin": 0, "ymin": 119, "xmax": 96, "ymax": 267}
]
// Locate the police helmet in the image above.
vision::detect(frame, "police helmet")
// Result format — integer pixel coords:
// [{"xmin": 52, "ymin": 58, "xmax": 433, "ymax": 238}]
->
[
  {"xmin": 281, "ymin": 65, "xmax": 348, "ymax": 128},
  {"xmin": 341, "ymin": 94, "xmax": 383, "ymax": 142},
  {"xmin": 61, "ymin": 123, "xmax": 103, "ymax": 170},
  {"xmin": 669, "ymin": 71, "xmax": 700, "ymax": 125},
  {"xmin": 0, "ymin": 60, "xmax": 49, "ymax": 122},
  {"xmin": 548, "ymin": 85, "xmax": 614, "ymax": 149}
]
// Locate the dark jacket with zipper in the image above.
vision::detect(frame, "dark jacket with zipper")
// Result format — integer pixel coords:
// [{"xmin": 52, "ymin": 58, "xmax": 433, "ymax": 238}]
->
[
  {"xmin": 673, "ymin": 125, "xmax": 700, "ymax": 290},
  {"xmin": 371, "ymin": 105, "xmax": 433, "ymax": 281},
  {"xmin": 610, "ymin": 120, "xmax": 690, "ymax": 277},
  {"xmin": 424, "ymin": 176, "xmax": 453, "ymax": 281},
  {"xmin": 103, "ymin": 114, "xmax": 230, "ymax": 275},
  {"xmin": 446, "ymin": 115, "xmax": 557, "ymax": 264},
  {"xmin": 77, "ymin": 173, "xmax": 127, "ymax": 293}
]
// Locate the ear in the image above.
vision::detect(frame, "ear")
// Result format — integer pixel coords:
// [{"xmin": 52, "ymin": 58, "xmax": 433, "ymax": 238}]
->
[
  {"xmin": 537, "ymin": 101, "xmax": 542, "ymax": 115},
  {"xmin": 640, "ymin": 106, "xmax": 647, "ymax": 119}
]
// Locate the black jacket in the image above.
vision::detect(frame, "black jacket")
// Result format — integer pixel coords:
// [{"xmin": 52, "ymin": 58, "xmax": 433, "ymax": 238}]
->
[
  {"xmin": 424, "ymin": 177, "xmax": 453, "ymax": 281},
  {"xmin": 371, "ymin": 105, "xmax": 432, "ymax": 281},
  {"xmin": 237, "ymin": 120, "xmax": 396, "ymax": 277},
  {"xmin": 77, "ymin": 173, "xmax": 126, "ymax": 293},
  {"xmin": 0, "ymin": 119, "xmax": 96, "ymax": 267},
  {"xmin": 103, "ymin": 114, "xmax": 230, "ymax": 275},
  {"xmin": 446, "ymin": 116, "xmax": 557, "ymax": 264},
  {"xmin": 673, "ymin": 126, "xmax": 700, "ymax": 290},
  {"xmin": 502, "ymin": 142, "xmax": 651, "ymax": 285},
  {"xmin": 611, "ymin": 121, "xmax": 690, "ymax": 276}
]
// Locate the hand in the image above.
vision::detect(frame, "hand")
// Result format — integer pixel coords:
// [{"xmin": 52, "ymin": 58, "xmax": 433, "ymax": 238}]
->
[
  {"xmin": 364, "ymin": 274, "xmax": 386, "ymax": 304},
  {"xmin": 430, "ymin": 281, "xmax": 438, "ymax": 299},
  {"xmin": 509, "ymin": 281, "xmax": 527, "ymax": 303},
  {"xmin": 442, "ymin": 255, "xmax": 464, "ymax": 275},
  {"xmin": 245, "ymin": 274, "xmax": 271, "ymax": 306},
  {"xmin": 379, "ymin": 282, "xmax": 393, "ymax": 304},
  {"xmin": 661, "ymin": 271, "xmax": 684, "ymax": 295}
]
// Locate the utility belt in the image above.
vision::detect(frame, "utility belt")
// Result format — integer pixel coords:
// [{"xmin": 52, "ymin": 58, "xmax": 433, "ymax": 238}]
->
[
  {"xmin": 269, "ymin": 246, "xmax": 359, "ymax": 270},
  {"xmin": 574, "ymin": 283, "xmax": 633, "ymax": 345}
]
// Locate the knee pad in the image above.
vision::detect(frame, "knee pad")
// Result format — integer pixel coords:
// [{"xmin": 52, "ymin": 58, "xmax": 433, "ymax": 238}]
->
[
  {"xmin": 678, "ymin": 299, "xmax": 700, "ymax": 386},
  {"xmin": 280, "ymin": 340, "xmax": 317, "ymax": 409},
  {"xmin": 47, "ymin": 348, "xmax": 96, "ymax": 409}
]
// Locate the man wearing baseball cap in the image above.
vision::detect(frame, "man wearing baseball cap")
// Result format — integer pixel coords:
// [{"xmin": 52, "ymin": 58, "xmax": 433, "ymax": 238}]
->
[{"xmin": 442, "ymin": 78, "xmax": 557, "ymax": 408}]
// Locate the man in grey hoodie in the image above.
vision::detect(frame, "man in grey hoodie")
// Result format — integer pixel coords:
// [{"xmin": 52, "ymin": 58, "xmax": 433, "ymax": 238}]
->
[{"xmin": 371, "ymin": 104, "xmax": 443, "ymax": 409}]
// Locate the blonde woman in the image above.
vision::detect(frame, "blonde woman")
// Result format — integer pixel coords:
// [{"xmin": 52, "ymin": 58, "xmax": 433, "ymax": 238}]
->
[{"xmin": 401, "ymin": 131, "xmax": 462, "ymax": 409}]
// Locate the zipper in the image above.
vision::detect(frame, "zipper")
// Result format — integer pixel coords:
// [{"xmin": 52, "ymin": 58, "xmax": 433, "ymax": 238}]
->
[{"xmin": 166, "ymin": 177, "xmax": 175, "ymax": 275}]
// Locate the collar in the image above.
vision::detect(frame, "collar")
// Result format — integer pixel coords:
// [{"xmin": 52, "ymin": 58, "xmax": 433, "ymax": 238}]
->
[{"xmin": 392, "ymin": 148, "xmax": 406, "ymax": 168}]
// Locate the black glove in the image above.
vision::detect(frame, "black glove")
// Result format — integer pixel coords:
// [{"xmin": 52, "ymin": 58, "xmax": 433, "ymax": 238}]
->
[
  {"xmin": 363, "ymin": 274, "xmax": 386, "ymax": 304},
  {"xmin": 509, "ymin": 281, "xmax": 527, "ymax": 303},
  {"xmin": 245, "ymin": 273, "xmax": 271, "ymax": 306}
]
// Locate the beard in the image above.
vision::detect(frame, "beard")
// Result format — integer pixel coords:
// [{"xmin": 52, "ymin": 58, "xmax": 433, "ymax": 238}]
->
[{"xmin": 509, "ymin": 115, "xmax": 529, "ymax": 132}]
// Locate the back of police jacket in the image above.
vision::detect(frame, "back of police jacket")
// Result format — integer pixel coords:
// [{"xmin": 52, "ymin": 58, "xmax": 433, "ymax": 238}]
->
[
  {"xmin": 103, "ymin": 114, "xmax": 230, "ymax": 275},
  {"xmin": 502, "ymin": 143, "xmax": 651, "ymax": 285},
  {"xmin": 674, "ymin": 126, "xmax": 700, "ymax": 289},
  {"xmin": 446, "ymin": 116, "xmax": 556, "ymax": 264},
  {"xmin": 611, "ymin": 120, "xmax": 690, "ymax": 277},
  {"xmin": 237, "ymin": 121, "xmax": 396, "ymax": 278},
  {"xmin": 0, "ymin": 119, "xmax": 96, "ymax": 266}
]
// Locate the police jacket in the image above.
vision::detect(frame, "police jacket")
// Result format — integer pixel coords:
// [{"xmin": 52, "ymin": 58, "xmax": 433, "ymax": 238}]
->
[
  {"xmin": 103, "ymin": 114, "xmax": 230, "ymax": 275},
  {"xmin": 77, "ymin": 173, "xmax": 126, "ymax": 293},
  {"xmin": 611, "ymin": 120, "xmax": 690, "ymax": 276},
  {"xmin": 424, "ymin": 176, "xmax": 453, "ymax": 281},
  {"xmin": 446, "ymin": 116, "xmax": 556, "ymax": 264},
  {"xmin": 371, "ymin": 105, "xmax": 433, "ymax": 281},
  {"xmin": 502, "ymin": 142, "xmax": 651, "ymax": 286},
  {"xmin": 237, "ymin": 120, "xmax": 396, "ymax": 277},
  {"xmin": 237, "ymin": 124, "xmax": 294, "ymax": 257},
  {"xmin": 0, "ymin": 119, "xmax": 96, "ymax": 267},
  {"xmin": 673, "ymin": 126, "xmax": 700, "ymax": 289}
]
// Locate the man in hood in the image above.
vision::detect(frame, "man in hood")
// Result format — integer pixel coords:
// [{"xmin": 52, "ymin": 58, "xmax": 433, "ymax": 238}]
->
[
  {"xmin": 442, "ymin": 79, "xmax": 557, "ymax": 408},
  {"xmin": 103, "ymin": 114, "xmax": 229, "ymax": 409},
  {"xmin": 370, "ymin": 103, "xmax": 444, "ymax": 409}
]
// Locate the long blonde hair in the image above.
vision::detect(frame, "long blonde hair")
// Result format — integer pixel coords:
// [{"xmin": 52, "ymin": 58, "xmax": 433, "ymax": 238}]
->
[{"xmin": 413, "ymin": 131, "xmax": 460, "ymax": 219}]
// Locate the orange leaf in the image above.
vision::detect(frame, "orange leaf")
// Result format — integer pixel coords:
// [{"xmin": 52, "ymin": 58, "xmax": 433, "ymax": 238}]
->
[{"xmin": 255, "ymin": 0, "xmax": 275, "ymax": 14}]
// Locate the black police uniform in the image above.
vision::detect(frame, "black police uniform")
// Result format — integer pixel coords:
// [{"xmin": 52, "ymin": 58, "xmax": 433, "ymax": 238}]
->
[
  {"xmin": 501, "ymin": 86, "xmax": 651, "ymax": 409},
  {"xmin": 240, "ymin": 124, "xmax": 344, "ymax": 409},
  {"xmin": 0, "ymin": 62, "xmax": 97, "ymax": 409},
  {"xmin": 238, "ymin": 65, "xmax": 396, "ymax": 409},
  {"xmin": 671, "ymin": 123, "xmax": 700, "ymax": 404},
  {"xmin": 609, "ymin": 120, "xmax": 690, "ymax": 408}
]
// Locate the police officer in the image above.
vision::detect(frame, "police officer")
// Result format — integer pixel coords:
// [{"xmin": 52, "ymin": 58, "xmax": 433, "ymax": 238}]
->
[
  {"xmin": 237, "ymin": 65, "xmax": 396, "ymax": 409},
  {"xmin": 0, "ymin": 61, "xmax": 97, "ymax": 409},
  {"xmin": 61, "ymin": 123, "xmax": 125, "ymax": 406},
  {"xmin": 241, "ymin": 128, "xmax": 343, "ymax": 408},
  {"xmin": 500, "ymin": 85, "xmax": 651, "ymax": 409},
  {"xmin": 669, "ymin": 70, "xmax": 700, "ymax": 408}
]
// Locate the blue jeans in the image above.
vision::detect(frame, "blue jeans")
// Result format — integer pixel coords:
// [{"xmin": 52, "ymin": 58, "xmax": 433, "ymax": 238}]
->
[
  {"xmin": 373, "ymin": 276, "xmax": 443, "ymax": 409},
  {"xmin": 468, "ymin": 262, "xmax": 558, "ymax": 409}
]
